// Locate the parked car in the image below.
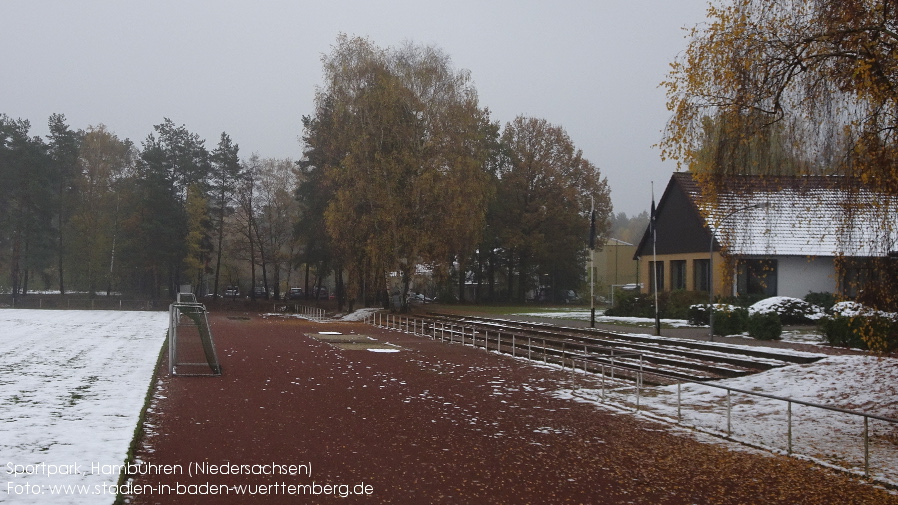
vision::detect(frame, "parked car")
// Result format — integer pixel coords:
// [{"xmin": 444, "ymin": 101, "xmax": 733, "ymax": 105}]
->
[
  {"xmin": 407, "ymin": 292, "xmax": 432, "ymax": 303},
  {"xmin": 252, "ymin": 286, "xmax": 267, "ymax": 298},
  {"xmin": 314, "ymin": 287, "xmax": 329, "ymax": 300},
  {"xmin": 224, "ymin": 286, "xmax": 240, "ymax": 298},
  {"xmin": 287, "ymin": 287, "xmax": 304, "ymax": 300}
]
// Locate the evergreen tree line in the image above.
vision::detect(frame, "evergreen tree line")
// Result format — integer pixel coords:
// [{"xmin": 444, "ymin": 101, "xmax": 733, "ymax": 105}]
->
[
  {"xmin": 1, "ymin": 37, "xmax": 612, "ymax": 309},
  {"xmin": 0, "ymin": 114, "xmax": 301, "ymax": 303}
]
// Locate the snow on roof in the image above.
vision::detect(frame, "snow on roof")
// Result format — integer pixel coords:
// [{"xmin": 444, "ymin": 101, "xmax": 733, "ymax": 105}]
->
[{"xmin": 677, "ymin": 173, "xmax": 898, "ymax": 257}]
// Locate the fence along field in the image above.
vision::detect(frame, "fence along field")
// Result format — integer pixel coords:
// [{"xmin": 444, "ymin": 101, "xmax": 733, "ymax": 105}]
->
[{"xmin": 369, "ymin": 312, "xmax": 898, "ymax": 484}]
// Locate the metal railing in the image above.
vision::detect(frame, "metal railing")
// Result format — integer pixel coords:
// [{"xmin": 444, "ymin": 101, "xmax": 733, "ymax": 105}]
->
[
  {"xmin": 274, "ymin": 304, "xmax": 326, "ymax": 321},
  {"xmin": 368, "ymin": 312, "xmax": 642, "ymax": 369},
  {"xmin": 366, "ymin": 312, "xmax": 898, "ymax": 483}
]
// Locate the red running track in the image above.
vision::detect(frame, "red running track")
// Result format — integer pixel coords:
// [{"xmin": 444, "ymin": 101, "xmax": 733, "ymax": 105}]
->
[{"xmin": 125, "ymin": 314, "xmax": 897, "ymax": 504}]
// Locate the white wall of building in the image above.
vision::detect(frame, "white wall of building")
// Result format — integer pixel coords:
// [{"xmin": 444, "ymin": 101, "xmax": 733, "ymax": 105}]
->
[{"xmin": 777, "ymin": 256, "xmax": 838, "ymax": 298}]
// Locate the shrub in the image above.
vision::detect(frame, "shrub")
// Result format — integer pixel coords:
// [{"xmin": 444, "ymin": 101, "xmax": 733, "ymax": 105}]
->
[
  {"xmin": 818, "ymin": 302, "xmax": 898, "ymax": 352},
  {"xmin": 608, "ymin": 290, "xmax": 710, "ymax": 320},
  {"xmin": 688, "ymin": 304, "xmax": 710, "ymax": 326},
  {"xmin": 804, "ymin": 292, "xmax": 836, "ymax": 311},
  {"xmin": 749, "ymin": 296, "xmax": 825, "ymax": 325},
  {"xmin": 712, "ymin": 305, "xmax": 749, "ymax": 336},
  {"xmin": 665, "ymin": 290, "xmax": 711, "ymax": 319},
  {"xmin": 748, "ymin": 311, "xmax": 782, "ymax": 340},
  {"xmin": 727, "ymin": 293, "xmax": 768, "ymax": 308},
  {"xmin": 818, "ymin": 314, "xmax": 867, "ymax": 349},
  {"xmin": 605, "ymin": 290, "xmax": 655, "ymax": 318}
]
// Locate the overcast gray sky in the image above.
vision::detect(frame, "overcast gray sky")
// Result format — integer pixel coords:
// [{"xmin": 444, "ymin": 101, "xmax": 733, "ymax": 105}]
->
[{"xmin": 2, "ymin": 0, "xmax": 709, "ymax": 217}]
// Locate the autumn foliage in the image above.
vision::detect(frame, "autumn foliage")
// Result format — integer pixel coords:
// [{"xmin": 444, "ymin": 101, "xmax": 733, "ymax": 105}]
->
[
  {"xmin": 660, "ymin": 0, "xmax": 898, "ymax": 347},
  {"xmin": 302, "ymin": 35, "xmax": 611, "ymax": 310}
]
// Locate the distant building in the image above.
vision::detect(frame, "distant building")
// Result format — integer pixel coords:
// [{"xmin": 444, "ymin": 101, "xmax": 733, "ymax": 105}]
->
[
  {"xmin": 634, "ymin": 172, "xmax": 897, "ymax": 299},
  {"xmin": 591, "ymin": 238, "xmax": 638, "ymax": 302}
]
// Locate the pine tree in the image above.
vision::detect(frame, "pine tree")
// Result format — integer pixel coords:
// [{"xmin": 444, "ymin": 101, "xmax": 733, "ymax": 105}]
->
[{"xmin": 209, "ymin": 133, "xmax": 241, "ymax": 298}]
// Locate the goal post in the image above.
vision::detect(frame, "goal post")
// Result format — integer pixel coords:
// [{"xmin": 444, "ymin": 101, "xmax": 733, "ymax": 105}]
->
[{"xmin": 169, "ymin": 294, "xmax": 222, "ymax": 376}]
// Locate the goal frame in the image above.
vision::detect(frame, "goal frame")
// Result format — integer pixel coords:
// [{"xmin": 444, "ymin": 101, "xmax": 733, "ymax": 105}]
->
[{"xmin": 168, "ymin": 293, "xmax": 222, "ymax": 376}]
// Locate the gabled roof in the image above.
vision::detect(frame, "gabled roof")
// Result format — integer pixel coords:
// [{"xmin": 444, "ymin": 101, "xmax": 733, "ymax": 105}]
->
[
  {"xmin": 605, "ymin": 238, "xmax": 634, "ymax": 247},
  {"xmin": 641, "ymin": 172, "xmax": 897, "ymax": 258},
  {"xmin": 635, "ymin": 173, "xmax": 713, "ymax": 259}
]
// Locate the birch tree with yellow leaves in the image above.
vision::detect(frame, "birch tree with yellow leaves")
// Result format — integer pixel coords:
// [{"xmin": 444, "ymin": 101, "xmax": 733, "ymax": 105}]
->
[
  {"xmin": 304, "ymin": 35, "xmax": 497, "ymax": 311},
  {"xmin": 661, "ymin": 0, "xmax": 898, "ymax": 346},
  {"xmin": 662, "ymin": 0, "xmax": 898, "ymax": 181}
]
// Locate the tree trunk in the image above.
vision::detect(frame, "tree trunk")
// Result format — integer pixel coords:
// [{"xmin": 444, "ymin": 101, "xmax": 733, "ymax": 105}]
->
[
  {"xmin": 248, "ymin": 225, "xmax": 257, "ymax": 301},
  {"xmin": 213, "ymin": 200, "xmax": 225, "ymax": 298},
  {"xmin": 487, "ymin": 249, "xmax": 495, "ymax": 302},
  {"xmin": 304, "ymin": 263, "xmax": 310, "ymax": 300},
  {"xmin": 336, "ymin": 267, "xmax": 345, "ymax": 312},
  {"xmin": 506, "ymin": 249, "xmax": 515, "ymax": 303},
  {"xmin": 57, "ymin": 226, "xmax": 65, "ymax": 295},
  {"xmin": 400, "ymin": 268, "xmax": 411, "ymax": 313},
  {"xmin": 10, "ymin": 227, "xmax": 22, "ymax": 301},
  {"xmin": 517, "ymin": 255, "xmax": 528, "ymax": 303},
  {"xmin": 475, "ymin": 252, "xmax": 484, "ymax": 303}
]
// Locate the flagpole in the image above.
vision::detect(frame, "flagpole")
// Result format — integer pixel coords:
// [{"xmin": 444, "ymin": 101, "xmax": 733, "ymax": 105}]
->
[
  {"xmin": 652, "ymin": 182, "xmax": 661, "ymax": 336},
  {"xmin": 589, "ymin": 196, "xmax": 595, "ymax": 328}
]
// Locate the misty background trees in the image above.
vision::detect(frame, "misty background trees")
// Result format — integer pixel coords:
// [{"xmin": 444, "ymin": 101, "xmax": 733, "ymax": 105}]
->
[{"xmin": 0, "ymin": 37, "xmax": 613, "ymax": 308}]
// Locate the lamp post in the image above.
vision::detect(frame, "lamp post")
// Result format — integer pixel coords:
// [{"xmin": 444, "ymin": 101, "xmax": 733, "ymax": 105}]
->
[{"xmin": 708, "ymin": 202, "xmax": 768, "ymax": 340}]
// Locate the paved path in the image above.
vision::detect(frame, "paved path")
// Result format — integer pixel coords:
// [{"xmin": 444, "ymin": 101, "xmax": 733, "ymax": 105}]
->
[{"xmin": 125, "ymin": 314, "xmax": 897, "ymax": 504}]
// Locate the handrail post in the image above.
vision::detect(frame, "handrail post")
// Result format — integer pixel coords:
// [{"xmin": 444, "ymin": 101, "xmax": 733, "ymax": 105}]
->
[
  {"xmin": 787, "ymin": 401, "xmax": 792, "ymax": 455},
  {"xmin": 636, "ymin": 354, "xmax": 642, "ymax": 412},
  {"xmin": 864, "ymin": 416, "xmax": 870, "ymax": 478},
  {"xmin": 677, "ymin": 381, "xmax": 682, "ymax": 422},
  {"xmin": 727, "ymin": 389, "xmax": 732, "ymax": 437}
]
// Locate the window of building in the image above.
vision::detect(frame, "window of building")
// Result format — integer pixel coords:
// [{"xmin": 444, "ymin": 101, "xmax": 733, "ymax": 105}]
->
[
  {"xmin": 649, "ymin": 261, "xmax": 664, "ymax": 293},
  {"xmin": 737, "ymin": 259, "xmax": 778, "ymax": 297},
  {"xmin": 693, "ymin": 259, "xmax": 710, "ymax": 292},
  {"xmin": 839, "ymin": 258, "xmax": 873, "ymax": 298},
  {"xmin": 671, "ymin": 260, "xmax": 687, "ymax": 290}
]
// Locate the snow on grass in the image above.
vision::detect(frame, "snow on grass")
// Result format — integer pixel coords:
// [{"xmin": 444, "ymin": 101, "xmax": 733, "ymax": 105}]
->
[
  {"xmin": 0, "ymin": 309, "xmax": 168, "ymax": 504},
  {"xmin": 338, "ymin": 308, "xmax": 379, "ymax": 322},
  {"xmin": 557, "ymin": 354, "xmax": 898, "ymax": 484},
  {"xmin": 261, "ymin": 307, "xmax": 378, "ymax": 323}
]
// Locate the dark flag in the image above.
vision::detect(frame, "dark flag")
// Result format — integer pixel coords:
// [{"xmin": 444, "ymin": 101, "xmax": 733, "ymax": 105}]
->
[
  {"xmin": 588, "ymin": 209, "xmax": 596, "ymax": 250},
  {"xmin": 650, "ymin": 197, "xmax": 656, "ymax": 237}
]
